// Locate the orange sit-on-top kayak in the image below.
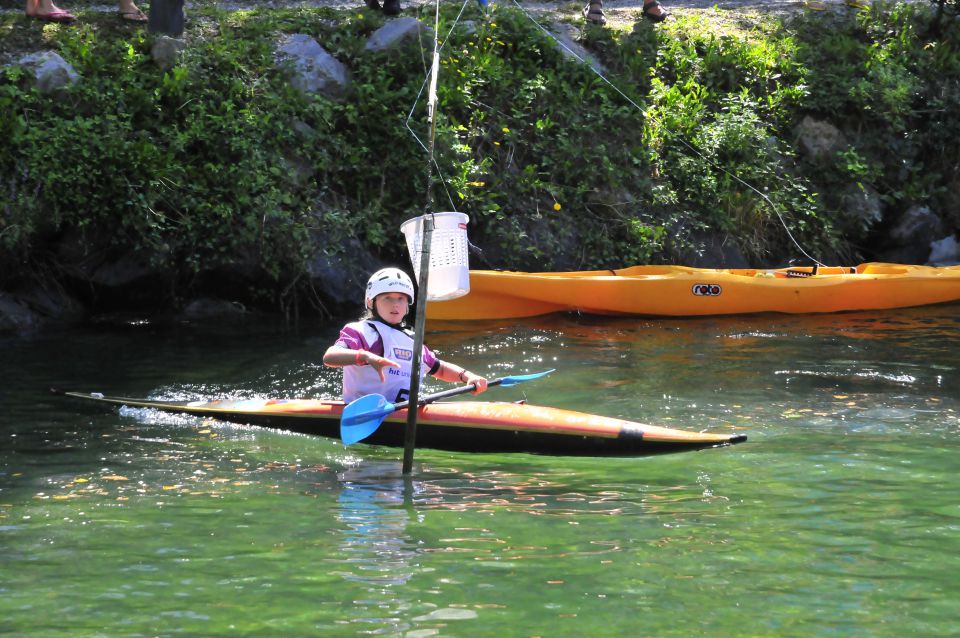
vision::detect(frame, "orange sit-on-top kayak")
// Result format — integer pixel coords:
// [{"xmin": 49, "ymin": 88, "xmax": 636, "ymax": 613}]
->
[
  {"xmin": 426, "ymin": 263, "xmax": 960, "ymax": 320},
  {"xmin": 56, "ymin": 391, "xmax": 746, "ymax": 456}
]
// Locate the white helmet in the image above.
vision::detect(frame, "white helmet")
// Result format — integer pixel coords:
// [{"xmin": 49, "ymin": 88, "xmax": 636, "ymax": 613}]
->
[{"xmin": 365, "ymin": 267, "xmax": 415, "ymax": 306}]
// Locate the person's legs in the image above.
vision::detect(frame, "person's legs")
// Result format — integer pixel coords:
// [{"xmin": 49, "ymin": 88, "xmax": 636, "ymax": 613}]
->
[
  {"xmin": 26, "ymin": 0, "xmax": 76, "ymax": 20},
  {"xmin": 642, "ymin": 0, "xmax": 670, "ymax": 22},
  {"xmin": 583, "ymin": 0, "xmax": 605, "ymax": 25},
  {"xmin": 26, "ymin": 0, "xmax": 59, "ymax": 15}
]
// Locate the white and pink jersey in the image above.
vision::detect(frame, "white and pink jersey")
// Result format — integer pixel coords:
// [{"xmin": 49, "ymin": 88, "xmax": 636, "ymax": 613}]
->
[{"xmin": 334, "ymin": 320, "xmax": 439, "ymax": 403}]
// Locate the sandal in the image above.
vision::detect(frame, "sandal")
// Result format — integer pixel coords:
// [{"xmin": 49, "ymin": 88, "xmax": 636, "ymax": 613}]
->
[
  {"xmin": 28, "ymin": 10, "xmax": 76, "ymax": 22},
  {"xmin": 642, "ymin": 0, "xmax": 670, "ymax": 22},
  {"xmin": 583, "ymin": 2, "xmax": 606, "ymax": 25},
  {"xmin": 118, "ymin": 9, "xmax": 148, "ymax": 22}
]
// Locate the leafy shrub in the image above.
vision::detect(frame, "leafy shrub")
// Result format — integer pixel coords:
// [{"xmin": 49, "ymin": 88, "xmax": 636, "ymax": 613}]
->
[{"xmin": 793, "ymin": 1, "xmax": 960, "ymax": 233}]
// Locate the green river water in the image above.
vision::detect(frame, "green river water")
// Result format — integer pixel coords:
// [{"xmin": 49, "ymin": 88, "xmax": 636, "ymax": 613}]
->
[{"xmin": 2, "ymin": 305, "xmax": 959, "ymax": 637}]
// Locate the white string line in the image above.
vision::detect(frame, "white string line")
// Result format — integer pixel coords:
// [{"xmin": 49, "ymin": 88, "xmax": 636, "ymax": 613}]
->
[{"xmin": 405, "ymin": 0, "xmax": 474, "ymax": 212}]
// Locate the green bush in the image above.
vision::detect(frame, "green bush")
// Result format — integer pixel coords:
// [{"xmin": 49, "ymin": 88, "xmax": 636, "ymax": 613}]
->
[{"xmin": 794, "ymin": 2, "xmax": 960, "ymax": 229}]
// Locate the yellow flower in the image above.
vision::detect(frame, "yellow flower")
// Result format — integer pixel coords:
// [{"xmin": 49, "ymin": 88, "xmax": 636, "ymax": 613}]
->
[
  {"xmin": 502, "ymin": 127, "xmax": 510, "ymax": 133},
  {"xmin": 553, "ymin": 202, "xmax": 562, "ymax": 211}
]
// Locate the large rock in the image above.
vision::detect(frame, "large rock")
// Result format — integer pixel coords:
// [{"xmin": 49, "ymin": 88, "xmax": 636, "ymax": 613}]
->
[
  {"xmin": 928, "ymin": 235, "xmax": 959, "ymax": 265},
  {"xmin": 889, "ymin": 205, "xmax": 943, "ymax": 246},
  {"xmin": 151, "ymin": 36, "xmax": 186, "ymax": 71},
  {"xmin": 275, "ymin": 34, "xmax": 350, "ymax": 99},
  {"xmin": 307, "ymin": 238, "xmax": 384, "ymax": 308},
  {"xmin": 181, "ymin": 297, "xmax": 247, "ymax": 319},
  {"xmin": 0, "ymin": 294, "xmax": 39, "ymax": 336},
  {"xmin": 874, "ymin": 205, "xmax": 946, "ymax": 265},
  {"xmin": 550, "ymin": 22, "xmax": 606, "ymax": 74},
  {"xmin": 795, "ymin": 116, "xmax": 846, "ymax": 163},
  {"xmin": 365, "ymin": 18, "xmax": 434, "ymax": 52},
  {"xmin": 88, "ymin": 254, "xmax": 161, "ymax": 287},
  {"xmin": 14, "ymin": 287, "xmax": 84, "ymax": 322},
  {"xmin": 16, "ymin": 51, "xmax": 79, "ymax": 93}
]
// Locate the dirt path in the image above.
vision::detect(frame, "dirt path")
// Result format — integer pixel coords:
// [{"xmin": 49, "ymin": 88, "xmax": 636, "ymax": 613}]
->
[
  {"xmin": 0, "ymin": 0, "xmax": 882, "ymax": 61},
  {"xmin": 0, "ymin": 0, "xmax": 874, "ymax": 19}
]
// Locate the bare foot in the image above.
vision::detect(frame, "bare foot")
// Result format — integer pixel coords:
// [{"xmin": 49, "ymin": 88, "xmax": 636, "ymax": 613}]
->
[{"xmin": 25, "ymin": 0, "xmax": 66, "ymax": 17}]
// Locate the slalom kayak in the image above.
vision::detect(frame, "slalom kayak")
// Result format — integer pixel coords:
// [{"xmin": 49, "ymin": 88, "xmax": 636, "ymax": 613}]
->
[
  {"xmin": 426, "ymin": 263, "xmax": 960, "ymax": 320},
  {"xmin": 56, "ymin": 391, "xmax": 746, "ymax": 456}
]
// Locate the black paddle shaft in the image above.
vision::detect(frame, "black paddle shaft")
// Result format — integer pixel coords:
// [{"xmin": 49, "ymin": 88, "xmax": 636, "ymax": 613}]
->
[{"xmin": 393, "ymin": 378, "xmax": 504, "ymax": 412}]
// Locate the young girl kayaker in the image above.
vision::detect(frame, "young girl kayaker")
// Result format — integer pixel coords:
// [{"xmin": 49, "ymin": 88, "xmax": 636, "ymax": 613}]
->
[{"xmin": 323, "ymin": 267, "xmax": 489, "ymax": 403}]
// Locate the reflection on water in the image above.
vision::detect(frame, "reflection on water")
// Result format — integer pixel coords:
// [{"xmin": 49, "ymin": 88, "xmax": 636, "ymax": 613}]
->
[
  {"xmin": 335, "ymin": 463, "xmax": 417, "ymax": 587},
  {"xmin": 332, "ymin": 463, "xmax": 420, "ymax": 635}
]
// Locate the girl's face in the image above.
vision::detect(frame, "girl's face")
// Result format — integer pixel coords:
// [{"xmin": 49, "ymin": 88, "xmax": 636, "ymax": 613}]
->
[{"xmin": 371, "ymin": 292, "xmax": 410, "ymax": 325}]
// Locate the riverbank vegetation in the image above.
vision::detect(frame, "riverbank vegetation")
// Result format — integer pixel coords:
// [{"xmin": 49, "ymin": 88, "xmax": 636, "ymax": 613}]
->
[{"xmin": 1, "ymin": 1, "xmax": 958, "ymax": 315}]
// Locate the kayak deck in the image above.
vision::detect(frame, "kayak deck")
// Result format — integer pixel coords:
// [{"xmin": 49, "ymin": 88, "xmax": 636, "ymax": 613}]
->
[
  {"xmin": 56, "ymin": 391, "xmax": 747, "ymax": 456},
  {"xmin": 426, "ymin": 263, "xmax": 960, "ymax": 319}
]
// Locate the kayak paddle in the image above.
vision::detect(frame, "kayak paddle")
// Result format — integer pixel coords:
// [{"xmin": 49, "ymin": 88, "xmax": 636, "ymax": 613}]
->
[{"xmin": 340, "ymin": 369, "xmax": 555, "ymax": 445}]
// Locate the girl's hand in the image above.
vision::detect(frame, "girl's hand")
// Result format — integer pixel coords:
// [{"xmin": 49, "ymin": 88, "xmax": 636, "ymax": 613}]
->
[
  {"xmin": 462, "ymin": 372, "xmax": 488, "ymax": 395},
  {"xmin": 362, "ymin": 352, "xmax": 400, "ymax": 383}
]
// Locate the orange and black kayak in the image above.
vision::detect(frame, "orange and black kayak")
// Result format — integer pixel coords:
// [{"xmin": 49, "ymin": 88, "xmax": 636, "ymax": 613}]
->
[
  {"xmin": 426, "ymin": 263, "xmax": 960, "ymax": 320},
  {"xmin": 56, "ymin": 391, "xmax": 746, "ymax": 456}
]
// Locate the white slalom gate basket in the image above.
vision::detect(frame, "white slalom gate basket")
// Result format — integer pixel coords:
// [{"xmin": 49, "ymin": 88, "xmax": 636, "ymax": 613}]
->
[{"xmin": 400, "ymin": 212, "xmax": 470, "ymax": 301}]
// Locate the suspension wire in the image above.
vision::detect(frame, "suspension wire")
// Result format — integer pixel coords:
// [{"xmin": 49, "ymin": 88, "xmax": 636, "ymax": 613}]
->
[
  {"xmin": 422, "ymin": 0, "xmax": 443, "ymax": 196},
  {"xmin": 405, "ymin": 0, "xmax": 475, "ymax": 212}
]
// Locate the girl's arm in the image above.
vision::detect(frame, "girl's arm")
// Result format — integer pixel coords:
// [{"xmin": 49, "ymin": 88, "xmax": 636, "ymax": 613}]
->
[
  {"xmin": 323, "ymin": 346, "xmax": 399, "ymax": 383},
  {"xmin": 432, "ymin": 360, "xmax": 488, "ymax": 394}
]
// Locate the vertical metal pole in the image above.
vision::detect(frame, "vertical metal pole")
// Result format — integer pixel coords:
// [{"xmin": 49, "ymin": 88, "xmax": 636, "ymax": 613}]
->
[
  {"xmin": 402, "ymin": 216, "xmax": 433, "ymax": 474},
  {"xmin": 402, "ymin": 0, "xmax": 442, "ymax": 476}
]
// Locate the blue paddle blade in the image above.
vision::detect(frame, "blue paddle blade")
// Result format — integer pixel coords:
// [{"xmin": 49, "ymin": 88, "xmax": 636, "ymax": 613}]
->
[
  {"xmin": 499, "ymin": 369, "xmax": 555, "ymax": 386},
  {"xmin": 341, "ymin": 394, "xmax": 394, "ymax": 445}
]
